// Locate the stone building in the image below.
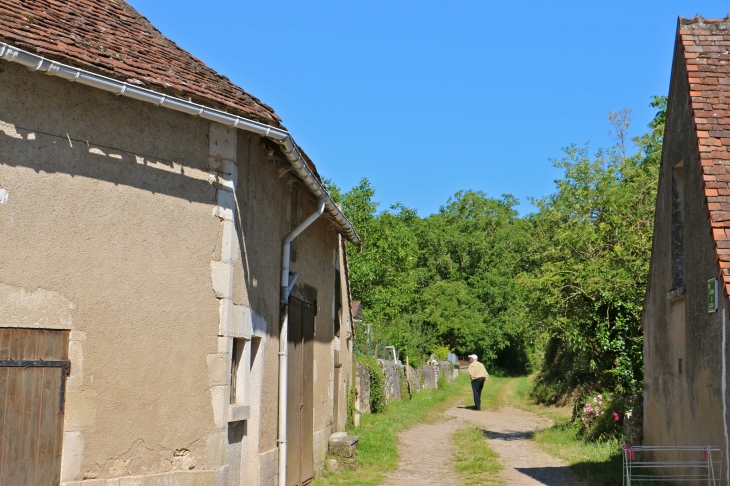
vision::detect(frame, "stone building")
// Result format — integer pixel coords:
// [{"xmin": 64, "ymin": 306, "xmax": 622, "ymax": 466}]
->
[
  {"xmin": 0, "ymin": 1, "xmax": 357, "ymax": 485},
  {"xmin": 643, "ymin": 15, "xmax": 730, "ymax": 473}
]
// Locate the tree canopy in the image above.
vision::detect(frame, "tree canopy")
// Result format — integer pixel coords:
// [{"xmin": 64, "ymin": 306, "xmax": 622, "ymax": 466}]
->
[{"xmin": 326, "ymin": 95, "xmax": 666, "ymax": 399}]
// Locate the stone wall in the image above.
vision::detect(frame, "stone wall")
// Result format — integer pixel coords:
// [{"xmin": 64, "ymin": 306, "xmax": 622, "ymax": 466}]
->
[
  {"xmin": 354, "ymin": 357, "xmax": 454, "ymax": 415},
  {"xmin": 405, "ymin": 366, "xmax": 421, "ymax": 394},
  {"xmin": 438, "ymin": 361, "xmax": 455, "ymax": 383},
  {"xmin": 377, "ymin": 359, "xmax": 402, "ymax": 404},
  {"xmin": 355, "ymin": 362, "xmax": 371, "ymax": 415},
  {"xmin": 422, "ymin": 365, "xmax": 437, "ymax": 390}
]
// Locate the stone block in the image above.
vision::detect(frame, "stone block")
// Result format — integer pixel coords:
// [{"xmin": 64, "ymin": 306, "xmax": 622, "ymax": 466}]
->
[
  {"xmin": 60, "ymin": 431, "xmax": 83, "ymax": 482},
  {"xmin": 219, "ymin": 220, "xmax": 239, "ymax": 264},
  {"xmin": 227, "ymin": 405, "xmax": 250, "ymax": 422},
  {"xmin": 210, "ymin": 386, "xmax": 229, "ymax": 428},
  {"xmin": 219, "ymin": 299, "xmax": 235, "ymax": 336},
  {"xmin": 211, "ymin": 262, "xmax": 233, "ymax": 299},
  {"xmin": 355, "ymin": 362, "xmax": 371, "ymax": 414},
  {"xmin": 233, "ymin": 304, "xmax": 253, "ymax": 339},
  {"xmin": 438, "ymin": 361, "xmax": 454, "ymax": 383},
  {"xmin": 328, "ymin": 435, "xmax": 359, "ymax": 458},
  {"xmin": 64, "ymin": 390, "xmax": 97, "ymax": 431},
  {"xmin": 220, "ymin": 160, "xmax": 238, "ymax": 189},
  {"xmin": 259, "ymin": 448, "xmax": 278, "ymax": 483},
  {"xmin": 69, "ymin": 331, "xmax": 86, "ymax": 341},
  {"xmin": 207, "ymin": 353, "xmax": 229, "ymax": 387},
  {"xmin": 209, "ymin": 123, "xmax": 237, "ymax": 161},
  {"xmin": 67, "ymin": 339, "xmax": 84, "ymax": 391},
  {"xmin": 216, "ymin": 188, "xmax": 235, "ymax": 222},
  {"xmin": 205, "ymin": 429, "xmax": 226, "ymax": 468},
  {"xmin": 218, "ymin": 336, "xmax": 232, "ymax": 354},
  {"xmin": 376, "ymin": 359, "xmax": 401, "ymax": 403}
]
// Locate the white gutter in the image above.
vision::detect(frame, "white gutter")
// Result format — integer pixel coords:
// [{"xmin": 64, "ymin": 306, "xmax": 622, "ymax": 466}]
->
[
  {"xmin": 278, "ymin": 199, "xmax": 326, "ymax": 486},
  {"xmin": 0, "ymin": 42, "xmax": 360, "ymax": 245}
]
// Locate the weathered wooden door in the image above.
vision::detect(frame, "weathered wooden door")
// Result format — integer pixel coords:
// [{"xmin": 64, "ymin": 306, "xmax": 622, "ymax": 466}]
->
[
  {"xmin": 333, "ymin": 350, "xmax": 340, "ymax": 430},
  {"xmin": 287, "ymin": 298, "xmax": 315, "ymax": 486},
  {"xmin": 0, "ymin": 328, "xmax": 69, "ymax": 486}
]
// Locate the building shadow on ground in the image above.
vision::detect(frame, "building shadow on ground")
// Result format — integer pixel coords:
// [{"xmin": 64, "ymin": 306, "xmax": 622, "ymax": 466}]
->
[{"xmin": 514, "ymin": 466, "xmax": 582, "ymax": 485}]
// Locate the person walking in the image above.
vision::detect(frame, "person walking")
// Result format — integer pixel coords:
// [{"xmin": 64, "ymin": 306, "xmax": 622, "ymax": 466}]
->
[{"xmin": 468, "ymin": 354, "xmax": 489, "ymax": 411}]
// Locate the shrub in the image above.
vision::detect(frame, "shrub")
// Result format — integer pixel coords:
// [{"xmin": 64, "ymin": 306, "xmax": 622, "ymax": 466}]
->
[
  {"xmin": 358, "ymin": 355, "xmax": 386, "ymax": 413},
  {"xmin": 346, "ymin": 380, "xmax": 355, "ymax": 429},
  {"xmin": 431, "ymin": 345, "xmax": 450, "ymax": 361},
  {"xmin": 576, "ymin": 391, "xmax": 640, "ymax": 441},
  {"xmin": 399, "ymin": 368, "xmax": 411, "ymax": 400}
]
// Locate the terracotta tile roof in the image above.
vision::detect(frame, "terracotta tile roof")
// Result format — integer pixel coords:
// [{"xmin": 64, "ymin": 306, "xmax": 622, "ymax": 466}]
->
[
  {"xmin": 0, "ymin": 0, "xmax": 281, "ymax": 125},
  {"xmin": 678, "ymin": 16, "xmax": 730, "ymax": 294},
  {"xmin": 351, "ymin": 301, "xmax": 363, "ymax": 321}
]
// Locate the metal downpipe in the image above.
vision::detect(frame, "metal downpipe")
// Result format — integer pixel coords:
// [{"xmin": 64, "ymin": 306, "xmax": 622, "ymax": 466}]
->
[{"xmin": 278, "ymin": 199, "xmax": 326, "ymax": 486}]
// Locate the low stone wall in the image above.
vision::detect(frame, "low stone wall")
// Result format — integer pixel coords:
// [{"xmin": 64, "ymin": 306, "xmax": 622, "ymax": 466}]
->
[
  {"xmin": 377, "ymin": 359, "xmax": 402, "ymax": 404},
  {"xmin": 355, "ymin": 362, "xmax": 371, "ymax": 415},
  {"xmin": 422, "ymin": 365, "xmax": 437, "ymax": 390},
  {"xmin": 405, "ymin": 366, "xmax": 421, "ymax": 394},
  {"xmin": 354, "ymin": 357, "xmax": 453, "ymax": 413},
  {"xmin": 438, "ymin": 361, "xmax": 455, "ymax": 383}
]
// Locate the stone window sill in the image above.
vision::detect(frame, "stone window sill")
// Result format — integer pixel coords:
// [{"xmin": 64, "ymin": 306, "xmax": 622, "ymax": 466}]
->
[
  {"xmin": 228, "ymin": 405, "xmax": 250, "ymax": 423},
  {"xmin": 668, "ymin": 286, "xmax": 686, "ymax": 302}
]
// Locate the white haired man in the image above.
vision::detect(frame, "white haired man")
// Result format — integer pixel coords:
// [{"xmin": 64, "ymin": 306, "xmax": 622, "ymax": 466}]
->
[{"xmin": 468, "ymin": 354, "xmax": 489, "ymax": 411}]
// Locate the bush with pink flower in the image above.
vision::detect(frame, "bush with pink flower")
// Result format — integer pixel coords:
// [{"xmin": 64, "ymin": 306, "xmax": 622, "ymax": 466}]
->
[{"xmin": 575, "ymin": 392, "xmax": 639, "ymax": 441}]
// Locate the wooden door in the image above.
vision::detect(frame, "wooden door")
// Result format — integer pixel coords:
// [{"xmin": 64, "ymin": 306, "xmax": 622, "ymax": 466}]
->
[
  {"xmin": 300, "ymin": 302, "xmax": 314, "ymax": 483},
  {"xmin": 333, "ymin": 350, "xmax": 340, "ymax": 431},
  {"xmin": 286, "ymin": 298, "xmax": 315, "ymax": 486},
  {"xmin": 287, "ymin": 299, "xmax": 303, "ymax": 486},
  {"xmin": 0, "ymin": 328, "xmax": 69, "ymax": 486}
]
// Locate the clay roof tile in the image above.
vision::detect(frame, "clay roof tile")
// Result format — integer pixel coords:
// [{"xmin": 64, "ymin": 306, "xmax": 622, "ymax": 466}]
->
[
  {"xmin": 0, "ymin": 0, "xmax": 281, "ymax": 125},
  {"xmin": 679, "ymin": 15, "xmax": 730, "ymax": 295}
]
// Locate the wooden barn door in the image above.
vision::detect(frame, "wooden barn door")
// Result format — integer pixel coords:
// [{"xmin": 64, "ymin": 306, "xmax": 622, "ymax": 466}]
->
[
  {"xmin": 0, "ymin": 328, "xmax": 69, "ymax": 486},
  {"xmin": 287, "ymin": 298, "xmax": 315, "ymax": 486}
]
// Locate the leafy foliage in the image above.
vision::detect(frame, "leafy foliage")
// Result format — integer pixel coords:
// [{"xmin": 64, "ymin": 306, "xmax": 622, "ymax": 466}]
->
[
  {"xmin": 524, "ymin": 97, "xmax": 666, "ymax": 400},
  {"xmin": 357, "ymin": 355, "xmax": 387, "ymax": 413},
  {"xmin": 328, "ymin": 95, "xmax": 667, "ymax": 405}
]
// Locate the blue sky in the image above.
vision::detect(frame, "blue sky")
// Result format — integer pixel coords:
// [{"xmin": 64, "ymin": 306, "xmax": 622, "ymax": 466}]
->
[{"xmin": 130, "ymin": 0, "xmax": 729, "ymax": 216}]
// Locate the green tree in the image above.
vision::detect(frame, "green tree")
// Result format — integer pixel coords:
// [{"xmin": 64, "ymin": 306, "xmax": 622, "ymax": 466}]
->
[{"xmin": 524, "ymin": 97, "xmax": 666, "ymax": 402}]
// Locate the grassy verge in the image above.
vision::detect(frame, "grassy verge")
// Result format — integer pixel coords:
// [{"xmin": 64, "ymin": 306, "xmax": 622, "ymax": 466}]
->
[
  {"xmin": 493, "ymin": 376, "xmax": 623, "ymax": 486},
  {"xmin": 452, "ymin": 426, "xmax": 504, "ymax": 485},
  {"xmin": 532, "ymin": 422, "xmax": 623, "ymax": 486},
  {"xmin": 316, "ymin": 373, "xmax": 470, "ymax": 486},
  {"xmin": 499, "ymin": 376, "xmax": 572, "ymax": 423}
]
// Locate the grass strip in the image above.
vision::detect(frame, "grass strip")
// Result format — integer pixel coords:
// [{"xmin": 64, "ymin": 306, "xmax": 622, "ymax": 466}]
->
[
  {"xmin": 452, "ymin": 426, "xmax": 504, "ymax": 485},
  {"xmin": 316, "ymin": 373, "xmax": 470, "ymax": 486},
  {"xmin": 479, "ymin": 376, "xmax": 623, "ymax": 485},
  {"xmin": 532, "ymin": 422, "xmax": 624, "ymax": 486}
]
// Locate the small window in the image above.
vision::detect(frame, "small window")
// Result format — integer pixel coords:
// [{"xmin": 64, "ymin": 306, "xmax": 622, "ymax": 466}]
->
[
  {"xmin": 334, "ymin": 268, "xmax": 342, "ymax": 338},
  {"xmin": 230, "ymin": 338, "xmax": 245, "ymax": 404}
]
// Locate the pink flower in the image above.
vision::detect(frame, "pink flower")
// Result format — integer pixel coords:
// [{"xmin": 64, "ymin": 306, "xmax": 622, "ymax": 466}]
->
[
  {"xmin": 613, "ymin": 412, "xmax": 620, "ymax": 421},
  {"xmin": 598, "ymin": 394, "xmax": 603, "ymax": 400}
]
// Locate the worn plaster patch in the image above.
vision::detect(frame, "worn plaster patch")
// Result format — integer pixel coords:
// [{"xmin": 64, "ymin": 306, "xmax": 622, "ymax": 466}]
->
[
  {"xmin": 0, "ymin": 282, "xmax": 75, "ymax": 329},
  {"xmin": 0, "ymin": 120, "xmax": 22, "ymax": 139},
  {"xmin": 0, "ymin": 187, "xmax": 8, "ymax": 204}
]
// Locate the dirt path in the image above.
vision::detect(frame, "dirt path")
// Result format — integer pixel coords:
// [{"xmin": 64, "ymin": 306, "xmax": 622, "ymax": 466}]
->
[
  {"xmin": 379, "ymin": 415, "xmax": 463, "ymax": 486},
  {"xmin": 448, "ymin": 406, "xmax": 584, "ymax": 485},
  {"xmin": 381, "ymin": 402, "xmax": 584, "ymax": 486}
]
